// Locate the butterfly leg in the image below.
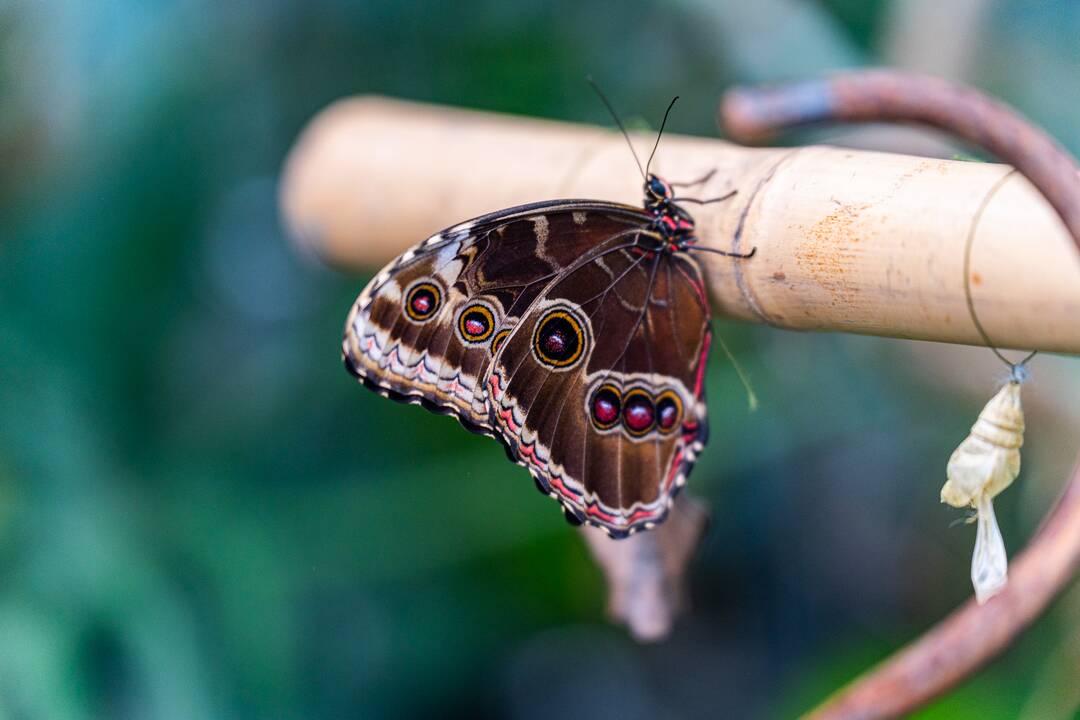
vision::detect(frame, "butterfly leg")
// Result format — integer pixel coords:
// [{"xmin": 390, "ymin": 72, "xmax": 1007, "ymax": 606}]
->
[
  {"xmin": 674, "ymin": 189, "xmax": 738, "ymax": 205},
  {"xmin": 687, "ymin": 244, "xmax": 756, "ymax": 259},
  {"xmin": 669, "ymin": 168, "xmax": 717, "ymax": 188}
]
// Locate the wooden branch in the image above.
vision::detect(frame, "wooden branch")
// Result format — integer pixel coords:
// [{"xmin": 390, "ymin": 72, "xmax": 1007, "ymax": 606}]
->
[
  {"xmin": 280, "ymin": 96, "xmax": 1080, "ymax": 353},
  {"xmin": 579, "ymin": 494, "xmax": 708, "ymax": 642},
  {"xmin": 718, "ymin": 70, "xmax": 1080, "ymax": 720}
]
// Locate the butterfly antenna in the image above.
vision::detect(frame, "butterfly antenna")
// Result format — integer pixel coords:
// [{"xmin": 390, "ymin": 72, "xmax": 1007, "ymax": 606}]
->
[
  {"xmin": 587, "ymin": 76, "xmax": 646, "ymax": 180},
  {"xmin": 645, "ymin": 95, "xmax": 678, "ymax": 178}
]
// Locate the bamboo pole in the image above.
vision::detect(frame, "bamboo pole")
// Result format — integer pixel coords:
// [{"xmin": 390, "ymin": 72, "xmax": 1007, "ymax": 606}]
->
[{"xmin": 280, "ymin": 96, "xmax": 1080, "ymax": 353}]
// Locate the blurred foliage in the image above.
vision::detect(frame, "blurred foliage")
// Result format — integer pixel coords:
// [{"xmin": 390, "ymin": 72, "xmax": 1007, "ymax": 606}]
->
[{"xmin": 1, "ymin": 1, "xmax": 1079, "ymax": 718}]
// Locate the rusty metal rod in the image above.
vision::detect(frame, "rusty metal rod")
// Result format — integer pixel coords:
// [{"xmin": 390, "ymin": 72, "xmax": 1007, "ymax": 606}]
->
[{"xmin": 719, "ymin": 69, "xmax": 1080, "ymax": 720}]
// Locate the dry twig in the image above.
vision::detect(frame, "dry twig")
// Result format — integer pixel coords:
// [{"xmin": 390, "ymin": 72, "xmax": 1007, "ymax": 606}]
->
[{"xmin": 580, "ymin": 495, "xmax": 708, "ymax": 642}]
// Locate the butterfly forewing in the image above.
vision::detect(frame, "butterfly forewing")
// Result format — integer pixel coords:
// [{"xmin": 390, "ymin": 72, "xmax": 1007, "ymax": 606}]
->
[{"xmin": 343, "ymin": 201, "xmax": 652, "ymax": 432}]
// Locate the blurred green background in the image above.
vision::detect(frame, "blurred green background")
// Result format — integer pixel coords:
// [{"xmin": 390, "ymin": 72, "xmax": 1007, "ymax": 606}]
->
[{"xmin": 3, "ymin": 1, "xmax": 1080, "ymax": 718}]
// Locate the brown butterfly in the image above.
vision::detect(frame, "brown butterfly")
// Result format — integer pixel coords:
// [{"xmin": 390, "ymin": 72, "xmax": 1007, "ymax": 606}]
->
[{"xmin": 342, "ymin": 91, "xmax": 752, "ymax": 537}]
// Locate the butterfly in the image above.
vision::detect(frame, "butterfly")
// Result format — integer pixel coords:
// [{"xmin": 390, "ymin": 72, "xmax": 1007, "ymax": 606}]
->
[{"xmin": 342, "ymin": 90, "xmax": 753, "ymax": 538}]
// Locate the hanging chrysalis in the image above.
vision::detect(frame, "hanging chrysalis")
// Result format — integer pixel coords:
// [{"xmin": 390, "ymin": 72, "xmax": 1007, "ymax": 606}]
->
[
  {"xmin": 941, "ymin": 160, "xmax": 1039, "ymax": 605},
  {"xmin": 940, "ymin": 378, "xmax": 1025, "ymax": 603}
]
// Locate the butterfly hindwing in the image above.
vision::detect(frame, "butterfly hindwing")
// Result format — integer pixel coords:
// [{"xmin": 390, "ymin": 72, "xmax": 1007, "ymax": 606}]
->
[{"xmin": 487, "ymin": 238, "xmax": 711, "ymax": 537}]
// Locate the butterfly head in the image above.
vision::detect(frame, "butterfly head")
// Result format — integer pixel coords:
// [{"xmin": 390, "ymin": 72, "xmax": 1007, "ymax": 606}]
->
[{"xmin": 644, "ymin": 173, "xmax": 673, "ymax": 211}]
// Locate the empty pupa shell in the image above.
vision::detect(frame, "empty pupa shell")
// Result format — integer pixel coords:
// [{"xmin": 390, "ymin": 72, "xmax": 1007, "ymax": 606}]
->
[
  {"xmin": 971, "ymin": 493, "xmax": 1008, "ymax": 603},
  {"xmin": 941, "ymin": 381, "xmax": 1024, "ymax": 509}
]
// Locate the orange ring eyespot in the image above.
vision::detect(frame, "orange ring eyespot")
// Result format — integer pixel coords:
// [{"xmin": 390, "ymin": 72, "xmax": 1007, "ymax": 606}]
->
[
  {"xmin": 621, "ymin": 388, "xmax": 656, "ymax": 437},
  {"xmin": 533, "ymin": 308, "xmax": 586, "ymax": 369},
  {"xmin": 403, "ymin": 280, "xmax": 442, "ymax": 322},
  {"xmin": 655, "ymin": 389, "xmax": 683, "ymax": 434},
  {"xmin": 457, "ymin": 303, "xmax": 496, "ymax": 343},
  {"xmin": 490, "ymin": 328, "xmax": 511, "ymax": 357}
]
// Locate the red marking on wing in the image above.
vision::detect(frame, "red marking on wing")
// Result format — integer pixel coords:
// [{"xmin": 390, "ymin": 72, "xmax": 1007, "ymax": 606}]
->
[
  {"xmin": 487, "ymin": 372, "xmax": 504, "ymax": 398},
  {"xmin": 628, "ymin": 507, "xmax": 662, "ymax": 523},
  {"xmin": 516, "ymin": 439, "xmax": 546, "ymax": 469},
  {"xmin": 584, "ymin": 504, "xmax": 617, "ymax": 523},
  {"xmin": 693, "ymin": 331, "xmax": 711, "ymax": 397},
  {"xmin": 663, "ymin": 447, "xmax": 685, "ymax": 493},
  {"xmin": 549, "ymin": 475, "xmax": 582, "ymax": 499},
  {"xmin": 673, "ymin": 259, "xmax": 710, "ymax": 316},
  {"xmin": 497, "ymin": 406, "xmax": 521, "ymax": 433}
]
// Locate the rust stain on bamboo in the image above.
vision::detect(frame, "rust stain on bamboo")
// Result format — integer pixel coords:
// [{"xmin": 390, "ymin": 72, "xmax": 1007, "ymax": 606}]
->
[{"xmin": 796, "ymin": 202, "xmax": 870, "ymax": 306}]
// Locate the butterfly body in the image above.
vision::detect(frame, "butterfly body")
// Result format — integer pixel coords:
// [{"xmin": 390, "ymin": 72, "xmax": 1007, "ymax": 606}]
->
[{"xmin": 343, "ymin": 173, "xmax": 726, "ymax": 537}]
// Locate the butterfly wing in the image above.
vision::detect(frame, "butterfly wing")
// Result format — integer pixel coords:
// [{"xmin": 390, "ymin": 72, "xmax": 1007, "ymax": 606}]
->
[
  {"xmin": 342, "ymin": 201, "xmax": 651, "ymax": 433},
  {"xmin": 488, "ymin": 240, "xmax": 711, "ymax": 537}
]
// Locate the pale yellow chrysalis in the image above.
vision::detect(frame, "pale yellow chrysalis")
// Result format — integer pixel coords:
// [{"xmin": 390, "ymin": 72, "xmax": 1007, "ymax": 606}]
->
[{"xmin": 941, "ymin": 381, "xmax": 1024, "ymax": 603}]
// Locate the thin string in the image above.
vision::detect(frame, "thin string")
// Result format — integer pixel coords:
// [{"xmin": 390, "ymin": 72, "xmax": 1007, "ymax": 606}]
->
[{"xmin": 963, "ymin": 169, "xmax": 1037, "ymax": 382}]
